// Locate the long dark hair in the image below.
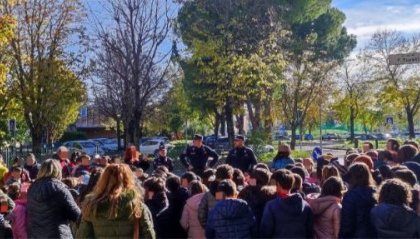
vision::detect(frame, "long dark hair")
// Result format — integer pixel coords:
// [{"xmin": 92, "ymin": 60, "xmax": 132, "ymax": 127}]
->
[{"xmin": 347, "ymin": 163, "xmax": 376, "ymax": 189}]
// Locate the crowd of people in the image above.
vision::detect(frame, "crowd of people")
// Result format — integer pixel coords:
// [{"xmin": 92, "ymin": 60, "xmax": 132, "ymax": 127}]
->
[{"xmin": 0, "ymin": 135, "xmax": 419, "ymax": 239}]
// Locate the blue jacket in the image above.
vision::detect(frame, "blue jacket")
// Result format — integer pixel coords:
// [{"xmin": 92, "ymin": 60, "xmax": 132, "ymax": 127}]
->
[
  {"xmin": 206, "ymin": 198, "xmax": 255, "ymax": 239},
  {"xmin": 260, "ymin": 194, "xmax": 313, "ymax": 238},
  {"xmin": 371, "ymin": 203, "xmax": 420, "ymax": 238},
  {"xmin": 339, "ymin": 186, "xmax": 376, "ymax": 239},
  {"xmin": 271, "ymin": 155, "xmax": 294, "ymax": 170}
]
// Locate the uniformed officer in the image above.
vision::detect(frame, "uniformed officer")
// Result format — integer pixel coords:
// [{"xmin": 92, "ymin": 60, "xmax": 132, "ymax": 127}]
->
[
  {"xmin": 225, "ymin": 135, "xmax": 257, "ymax": 172},
  {"xmin": 180, "ymin": 134, "xmax": 219, "ymax": 176},
  {"xmin": 153, "ymin": 143, "xmax": 174, "ymax": 172}
]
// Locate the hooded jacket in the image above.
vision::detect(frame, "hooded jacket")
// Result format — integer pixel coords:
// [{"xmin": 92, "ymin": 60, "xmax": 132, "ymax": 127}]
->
[
  {"xmin": 76, "ymin": 190, "xmax": 155, "ymax": 239},
  {"xmin": 306, "ymin": 194, "xmax": 341, "ymax": 239},
  {"xmin": 27, "ymin": 177, "xmax": 80, "ymax": 239},
  {"xmin": 339, "ymin": 186, "xmax": 376, "ymax": 239},
  {"xmin": 260, "ymin": 194, "xmax": 313, "ymax": 238},
  {"xmin": 205, "ymin": 198, "xmax": 255, "ymax": 239},
  {"xmin": 11, "ymin": 199, "xmax": 27, "ymax": 239},
  {"xmin": 198, "ymin": 181, "xmax": 219, "ymax": 228},
  {"xmin": 371, "ymin": 203, "xmax": 420, "ymax": 238},
  {"xmin": 271, "ymin": 155, "xmax": 294, "ymax": 170},
  {"xmin": 181, "ymin": 193, "xmax": 206, "ymax": 239}
]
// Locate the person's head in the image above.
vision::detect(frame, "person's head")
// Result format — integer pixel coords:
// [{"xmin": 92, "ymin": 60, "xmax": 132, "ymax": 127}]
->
[
  {"xmin": 353, "ymin": 155, "xmax": 374, "ymax": 171},
  {"xmin": 201, "ymin": 169, "xmax": 216, "ymax": 188},
  {"xmin": 57, "ymin": 146, "xmax": 69, "ymax": 160},
  {"xmin": 79, "ymin": 155, "xmax": 91, "ymax": 166},
  {"xmin": 143, "ymin": 177, "xmax": 166, "ymax": 195},
  {"xmin": 320, "ymin": 176, "xmax": 346, "ymax": 198},
  {"xmin": 254, "ymin": 163, "xmax": 270, "ymax": 171},
  {"xmin": 386, "ymin": 138, "xmax": 400, "ymax": 152},
  {"xmin": 166, "ymin": 176, "xmax": 181, "ymax": 193},
  {"xmin": 98, "ymin": 155, "xmax": 110, "ymax": 167},
  {"xmin": 302, "ymin": 158, "xmax": 314, "ymax": 173},
  {"xmin": 290, "ymin": 167, "xmax": 307, "ymax": 182},
  {"xmin": 156, "ymin": 165, "xmax": 169, "ymax": 175},
  {"xmin": 233, "ymin": 135, "xmax": 245, "ymax": 149},
  {"xmin": 7, "ymin": 183, "xmax": 20, "ymax": 200},
  {"xmin": 397, "ymin": 144, "xmax": 418, "ymax": 163},
  {"xmin": 250, "ymin": 168, "xmax": 271, "ymax": 187},
  {"xmin": 362, "ymin": 142, "xmax": 374, "ymax": 153},
  {"xmin": 181, "ymin": 172, "xmax": 197, "ymax": 188},
  {"xmin": 321, "ymin": 165, "xmax": 340, "ymax": 184},
  {"xmin": 37, "ymin": 159, "xmax": 63, "ymax": 180},
  {"xmin": 394, "ymin": 169, "xmax": 417, "ymax": 187},
  {"xmin": 111, "ymin": 156, "xmax": 122, "ymax": 164},
  {"xmin": 79, "ymin": 168, "xmax": 104, "ymax": 204},
  {"xmin": 347, "ymin": 163, "xmax": 375, "ymax": 189},
  {"xmin": 404, "ymin": 140, "xmax": 419, "ymax": 150},
  {"xmin": 376, "ymin": 179, "xmax": 412, "ymax": 206},
  {"xmin": 344, "ymin": 153, "xmax": 360, "ymax": 167},
  {"xmin": 70, "ymin": 151, "xmax": 81, "ymax": 163},
  {"xmin": 378, "ymin": 165, "xmax": 393, "ymax": 180},
  {"xmin": 366, "ymin": 150, "xmax": 379, "ymax": 161},
  {"xmin": 216, "ymin": 164, "xmax": 234, "ymax": 181},
  {"xmin": 26, "ymin": 153, "xmax": 36, "ymax": 166},
  {"xmin": 62, "ymin": 177, "xmax": 79, "ymax": 189},
  {"xmin": 82, "ymin": 164, "xmax": 142, "ymax": 219},
  {"xmin": 11, "ymin": 166, "xmax": 22, "ymax": 179},
  {"xmin": 271, "ymin": 169, "xmax": 295, "ymax": 194},
  {"xmin": 216, "ymin": 179, "xmax": 237, "ymax": 199},
  {"xmin": 124, "ymin": 146, "xmax": 138, "ymax": 161},
  {"xmin": 233, "ymin": 168, "xmax": 245, "ymax": 190},
  {"xmin": 189, "ymin": 180, "xmax": 208, "ymax": 196},
  {"xmin": 158, "ymin": 143, "xmax": 167, "ymax": 157},
  {"xmin": 277, "ymin": 144, "xmax": 291, "ymax": 158},
  {"xmin": 192, "ymin": 134, "xmax": 204, "ymax": 148},
  {"xmin": 292, "ymin": 173, "xmax": 303, "ymax": 193}
]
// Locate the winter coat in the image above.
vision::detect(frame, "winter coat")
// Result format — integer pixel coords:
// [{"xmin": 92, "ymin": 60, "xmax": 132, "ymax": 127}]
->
[
  {"xmin": 260, "ymin": 194, "xmax": 313, "ymax": 238},
  {"xmin": 226, "ymin": 147, "xmax": 258, "ymax": 172},
  {"xmin": 271, "ymin": 155, "xmax": 294, "ymax": 170},
  {"xmin": 198, "ymin": 182, "xmax": 219, "ymax": 228},
  {"xmin": 27, "ymin": 177, "xmax": 80, "ymax": 239},
  {"xmin": 145, "ymin": 192, "xmax": 172, "ymax": 239},
  {"xmin": 306, "ymin": 194, "xmax": 341, "ymax": 239},
  {"xmin": 238, "ymin": 185, "xmax": 277, "ymax": 237},
  {"xmin": 24, "ymin": 163, "xmax": 40, "ymax": 181},
  {"xmin": 180, "ymin": 193, "xmax": 206, "ymax": 239},
  {"xmin": 153, "ymin": 156, "xmax": 174, "ymax": 172},
  {"xmin": 10, "ymin": 199, "xmax": 27, "ymax": 239},
  {"xmin": 166, "ymin": 188, "xmax": 189, "ymax": 238},
  {"xmin": 205, "ymin": 198, "xmax": 255, "ymax": 239},
  {"xmin": 76, "ymin": 190, "xmax": 155, "ymax": 239},
  {"xmin": 371, "ymin": 203, "xmax": 420, "ymax": 238},
  {"xmin": 339, "ymin": 186, "xmax": 376, "ymax": 239}
]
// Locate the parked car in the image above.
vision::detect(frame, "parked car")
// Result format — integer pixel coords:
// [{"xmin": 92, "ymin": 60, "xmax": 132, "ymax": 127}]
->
[
  {"xmin": 347, "ymin": 134, "xmax": 377, "ymax": 140},
  {"xmin": 101, "ymin": 138, "xmax": 124, "ymax": 152},
  {"xmin": 374, "ymin": 133, "xmax": 392, "ymax": 140},
  {"xmin": 213, "ymin": 137, "xmax": 231, "ymax": 154},
  {"xmin": 304, "ymin": 134, "xmax": 314, "ymax": 141},
  {"xmin": 62, "ymin": 140, "xmax": 105, "ymax": 156},
  {"xmin": 322, "ymin": 133, "xmax": 340, "ymax": 140},
  {"xmin": 139, "ymin": 139, "xmax": 174, "ymax": 156}
]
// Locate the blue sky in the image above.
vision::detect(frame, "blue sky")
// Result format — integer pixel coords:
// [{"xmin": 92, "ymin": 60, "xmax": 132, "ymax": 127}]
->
[{"xmin": 332, "ymin": 0, "xmax": 420, "ymax": 49}]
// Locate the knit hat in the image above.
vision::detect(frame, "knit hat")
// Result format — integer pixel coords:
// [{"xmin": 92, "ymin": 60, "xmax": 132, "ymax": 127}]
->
[{"xmin": 353, "ymin": 155, "xmax": 374, "ymax": 171}]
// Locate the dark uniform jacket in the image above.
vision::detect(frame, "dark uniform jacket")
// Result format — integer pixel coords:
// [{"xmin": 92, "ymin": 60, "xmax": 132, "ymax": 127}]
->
[
  {"xmin": 180, "ymin": 145, "xmax": 219, "ymax": 172},
  {"xmin": 226, "ymin": 147, "xmax": 257, "ymax": 172},
  {"xmin": 153, "ymin": 156, "xmax": 174, "ymax": 172}
]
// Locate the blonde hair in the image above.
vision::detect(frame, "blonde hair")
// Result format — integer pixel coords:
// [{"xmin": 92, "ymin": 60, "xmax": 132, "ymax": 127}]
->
[
  {"xmin": 37, "ymin": 159, "xmax": 62, "ymax": 180},
  {"xmin": 81, "ymin": 164, "xmax": 142, "ymax": 220}
]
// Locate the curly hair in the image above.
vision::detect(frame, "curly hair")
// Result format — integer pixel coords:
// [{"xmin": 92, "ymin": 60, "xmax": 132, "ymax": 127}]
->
[{"xmin": 376, "ymin": 179, "xmax": 412, "ymax": 206}]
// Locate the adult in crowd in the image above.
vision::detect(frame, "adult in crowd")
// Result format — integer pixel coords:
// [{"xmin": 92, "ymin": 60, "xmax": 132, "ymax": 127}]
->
[
  {"xmin": 180, "ymin": 181, "xmax": 208, "ymax": 239},
  {"xmin": 77, "ymin": 164, "xmax": 155, "ymax": 239},
  {"xmin": 56, "ymin": 146, "xmax": 70, "ymax": 170},
  {"xmin": 271, "ymin": 144, "xmax": 294, "ymax": 170},
  {"xmin": 180, "ymin": 134, "xmax": 219, "ymax": 177},
  {"xmin": 124, "ymin": 145, "xmax": 151, "ymax": 172},
  {"xmin": 225, "ymin": 135, "xmax": 257, "ymax": 173},
  {"xmin": 27, "ymin": 159, "xmax": 80, "ymax": 239},
  {"xmin": 23, "ymin": 153, "xmax": 40, "ymax": 181},
  {"xmin": 153, "ymin": 143, "xmax": 174, "ymax": 172}
]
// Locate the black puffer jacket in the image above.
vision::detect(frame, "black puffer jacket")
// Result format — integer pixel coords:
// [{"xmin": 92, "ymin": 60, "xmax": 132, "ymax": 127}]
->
[{"xmin": 27, "ymin": 177, "xmax": 81, "ymax": 239}]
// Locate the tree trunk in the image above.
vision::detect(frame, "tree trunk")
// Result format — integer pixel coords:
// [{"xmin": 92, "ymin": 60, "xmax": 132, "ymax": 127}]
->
[
  {"xmin": 127, "ymin": 119, "xmax": 140, "ymax": 147},
  {"xmin": 290, "ymin": 124, "xmax": 297, "ymax": 150},
  {"xmin": 350, "ymin": 106, "xmax": 355, "ymax": 142},
  {"xmin": 214, "ymin": 110, "xmax": 220, "ymax": 138},
  {"xmin": 220, "ymin": 112, "xmax": 226, "ymax": 136},
  {"xmin": 236, "ymin": 114, "xmax": 245, "ymax": 135},
  {"xmin": 31, "ymin": 130, "xmax": 43, "ymax": 158},
  {"xmin": 406, "ymin": 107, "xmax": 415, "ymax": 139},
  {"xmin": 225, "ymin": 99, "xmax": 235, "ymax": 147},
  {"xmin": 116, "ymin": 118, "xmax": 122, "ymax": 150},
  {"xmin": 246, "ymin": 100, "xmax": 261, "ymax": 130}
]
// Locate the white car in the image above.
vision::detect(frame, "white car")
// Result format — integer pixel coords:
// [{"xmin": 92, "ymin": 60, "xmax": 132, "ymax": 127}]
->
[
  {"xmin": 62, "ymin": 140, "xmax": 105, "ymax": 156},
  {"xmin": 139, "ymin": 140, "xmax": 174, "ymax": 156}
]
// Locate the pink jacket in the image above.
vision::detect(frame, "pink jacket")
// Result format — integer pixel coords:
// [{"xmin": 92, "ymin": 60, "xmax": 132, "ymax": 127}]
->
[
  {"xmin": 11, "ymin": 199, "xmax": 28, "ymax": 239},
  {"xmin": 306, "ymin": 194, "xmax": 341, "ymax": 239},
  {"xmin": 180, "ymin": 193, "xmax": 206, "ymax": 239}
]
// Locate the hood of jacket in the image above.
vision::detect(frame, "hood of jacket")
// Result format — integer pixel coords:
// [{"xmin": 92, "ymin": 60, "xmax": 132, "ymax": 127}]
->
[
  {"xmin": 277, "ymin": 193, "xmax": 307, "ymax": 216},
  {"xmin": 213, "ymin": 198, "xmax": 251, "ymax": 219},
  {"xmin": 306, "ymin": 195, "xmax": 341, "ymax": 215}
]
